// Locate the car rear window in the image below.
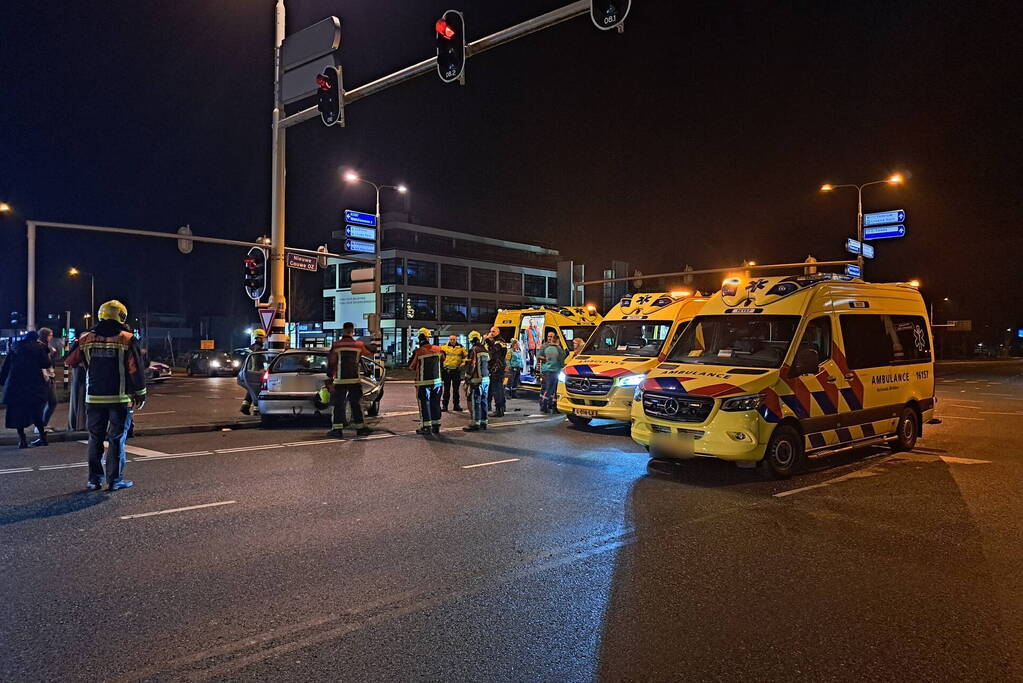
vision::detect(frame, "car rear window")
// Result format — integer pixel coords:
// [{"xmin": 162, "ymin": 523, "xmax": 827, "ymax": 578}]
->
[{"xmin": 272, "ymin": 353, "xmax": 328, "ymax": 373}]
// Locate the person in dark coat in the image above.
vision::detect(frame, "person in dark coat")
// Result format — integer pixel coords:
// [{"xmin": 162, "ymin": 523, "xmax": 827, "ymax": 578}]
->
[{"xmin": 0, "ymin": 331, "xmax": 53, "ymax": 448}]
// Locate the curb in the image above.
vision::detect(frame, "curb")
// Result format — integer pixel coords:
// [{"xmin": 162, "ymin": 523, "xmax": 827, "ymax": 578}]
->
[{"xmin": 0, "ymin": 419, "xmax": 262, "ymax": 447}]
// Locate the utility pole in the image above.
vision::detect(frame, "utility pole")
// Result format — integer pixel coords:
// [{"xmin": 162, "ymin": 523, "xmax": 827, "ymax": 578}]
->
[{"xmin": 269, "ymin": 0, "xmax": 288, "ymax": 350}]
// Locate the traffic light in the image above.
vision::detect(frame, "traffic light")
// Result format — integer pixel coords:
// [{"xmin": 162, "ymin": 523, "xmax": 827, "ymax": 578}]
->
[
  {"xmin": 435, "ymin": 10, "xmax": 466, "ymax": 83},
  {"xmin": 316, "ymin": 65, "xmax": 343, "ymax": 126},
  {"xmin": 590, "ymin": 0, "xmax": 630, "ymax": 31},
  {"xmin": 244, "ymin": 247, "xmax": 267, "ymax": 301}
]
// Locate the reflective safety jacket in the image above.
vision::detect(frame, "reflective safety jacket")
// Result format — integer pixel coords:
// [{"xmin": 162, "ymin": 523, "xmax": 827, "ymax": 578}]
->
[
  {"xmin": 408, "ymin": 344, "xmax": 444, "ymax": 386},
  {"xmin": 65, "ymin": 320, "xmax": 147, "ymax": 405},
  {"xmin": 464, "ymin": 345, "xmax": 491, "ymax": 385},
  {"xmin": 486, "ymin": 338, "xmax": 507, "ymax": 379},
  {"xmin": 440, "ymin": 343, "xmax": 466, "ymax": 370},
  {"xmin": 327, "ymin": 335, "xmax": 374, "ymax": 385}
]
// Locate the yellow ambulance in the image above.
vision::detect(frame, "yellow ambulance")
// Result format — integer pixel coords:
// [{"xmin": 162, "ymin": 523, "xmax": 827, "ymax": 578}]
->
[
  {"xmin": 556, "ymin": 291, "xmax": 709, "ymax": 426},
  {"xmin": 494, "ymin": 305, "xmax": 602, "ymax": 393},
  {"xmin": 631, "ymin": 274, "xmax": 935, "ymax": 478}
]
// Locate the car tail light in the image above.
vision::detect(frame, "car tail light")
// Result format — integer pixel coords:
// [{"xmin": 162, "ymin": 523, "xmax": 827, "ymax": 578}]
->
[{"xmin": 261, "ymin": 370, "xmax": 269, "ymax": 390}]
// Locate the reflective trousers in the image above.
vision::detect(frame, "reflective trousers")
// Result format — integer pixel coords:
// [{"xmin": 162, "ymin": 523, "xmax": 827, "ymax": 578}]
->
[
  {"xmin": 332, "ymin": 383, "xmax": 364, "ymax": 429},
  {"xmin": 417, "ymin": 384, "xmax": 442, "ymax": 429},
  {"xmin": 87, "ymin": 404, "xmax": 131, "ymax": 485},
  {"xmin": 469, "ymin": 381, "xmax": 489, "ymax": 426},
  {"xmin": 540, "ymin": 371, "xmax": 559, "ymax": 411}
]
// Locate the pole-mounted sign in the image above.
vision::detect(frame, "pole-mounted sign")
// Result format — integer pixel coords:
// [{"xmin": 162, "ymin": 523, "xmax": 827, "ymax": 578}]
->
[
  {"xmin": 344, "ymin": 210, "xmax": 377, "ymax": 227},
  {"xmin": 863, "ymin": 209, "xmax": 906, "ymax": 227},
  {"xmin": 845, "ymin": 238, "xmax": 875, "ymax": 259},
  {"xmin": 864, "ymin": 224, "xmax": 906, "ymax": 240}
]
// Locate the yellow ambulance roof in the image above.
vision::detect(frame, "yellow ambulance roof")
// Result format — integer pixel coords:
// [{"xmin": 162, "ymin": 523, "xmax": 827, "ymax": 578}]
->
[
  {"xmin": 705, "ymin": 274, "xmax": 924, "ymax": 315},
  {"xmin": 606, "ymin": 292, "xmax": 708, "ymax": 322}
]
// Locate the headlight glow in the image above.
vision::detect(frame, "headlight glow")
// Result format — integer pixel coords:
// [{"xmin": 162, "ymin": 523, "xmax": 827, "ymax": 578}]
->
[
  {"xmin": 558, "ymin": 371, "xmax": 566, "ymax": 383},
  {"xmin": 616, "ymin": 373, "xmax": 646, "ymax": 388},
  {"xmin": 232, "ymin": 360, "xmax": 240, "ymax": 367},
  {"xmin": 210, "ymin": 360, "xmax": 221, "ymax": 368},
  {"xmin": 721, "ymin": 394, "xmax": 765, "ymax": 411}
]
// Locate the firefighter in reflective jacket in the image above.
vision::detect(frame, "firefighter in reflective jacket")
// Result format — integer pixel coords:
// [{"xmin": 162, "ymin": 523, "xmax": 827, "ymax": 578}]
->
[
  {"xmin": 462, "ymin": 330, "xmax": 490, "ymax": 432},
  {"xmin": 326, "ymin": 321, "xmax": 374, "ymax": 438},
  {"xmin": 408, "ymin": 327, "xmax": 445, "ymax": 435},
  {"xmin": 64, "ymin": 300, "xmax": 147, "ymax": 491},
  {"xmin": 239, "ymin": 328, "xmax": 266, "ymax": 415}
]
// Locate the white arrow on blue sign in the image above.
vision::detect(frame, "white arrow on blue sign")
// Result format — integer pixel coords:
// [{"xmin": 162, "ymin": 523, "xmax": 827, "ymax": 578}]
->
[
  {"xmin": 863, "ymin": 209, "xmax": 906, "ymax": 227},
  {"xmin": 846, "ymin": 238, "xmax": 876, "ymax": 259},
  {"xmin": 344, "ymin": 210, "xmax": 377, "ymax": 227},
  {"xmin": 344, "ymin": 238, "xmax": 376, "ymax": 254},
  {"xmin": 864, "ymin": 224, "xmax": 906, "ymax": 240},
  {"xmin": 845, "ymin": 264, "xmax": 862, "ymax": 277},
  {"xmin": 345, "ymin": 224, "xmax": 376, "ymax": 241}
]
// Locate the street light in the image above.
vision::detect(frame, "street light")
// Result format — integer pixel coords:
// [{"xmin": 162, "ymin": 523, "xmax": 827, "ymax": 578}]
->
[
  {"xmin": 68, "ymin": 267, "xmax": 95, "ymax": 321},
  {"xmin": 0, "ymin": 202, "xmax": 12, "ymax": 213},
  {"xmin": 343, "ymin": 170, "xmax": 409, "ymax": 356},
  {"xmin": 820, "ymin": 173, "xmax": 905, "ymax": 276}
]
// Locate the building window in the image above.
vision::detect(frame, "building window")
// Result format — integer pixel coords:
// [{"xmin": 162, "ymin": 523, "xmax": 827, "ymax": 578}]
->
[
  {"xmin": 381, "ymin": 258, "xmax": 404, "ymax": 285},
  {"xmin": 547, "ymin": 276, "xmax": 558, "ymax": 299},
  {"xmin": 407, "ymin": 294, "xmax": 437, "ymax": 320},
  {"xmin": 524, "ymin": 274, "xmax": 547, "ymax": 298},
  {"xmin": 441, "ymin": 264, "xmax": 468, "ymax": 291},
  {"xmin": 441, "ymin": 297, "xmax": 468, "ymax": 322},
  {"xmin": 471, "ymin": 299, "xmax": 496, "ymax": 323},
  {"xmin": 323, "ymin": 264, "xmax": 338, "ymax": 289},
  {"xmin": 323, "ymin": 296, "xmax": 336, "ymax": 321},
  {"xmin": 472, "ymin": 268, "xmax": 496, "ymax": 292},
  {"xmin": 499, "ymin": 271, "xmax": 523, "ymax": 296},
  {"xmin": 382, "ymin": 293, "xmax": 402, "ymax": 320},
  {"xmin": 406, "ymin": 259, "xmax": 438, "ymax": 287}
]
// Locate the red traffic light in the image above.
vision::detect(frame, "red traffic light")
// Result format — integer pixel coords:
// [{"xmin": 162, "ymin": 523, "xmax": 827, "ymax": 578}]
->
[
  {"xmin": 435, "ymin": 18, "xmax": 455, "ymax": 39},
  {"xmin": 316, "ymin": 73, "xmax": 332, "ymax": 90}
]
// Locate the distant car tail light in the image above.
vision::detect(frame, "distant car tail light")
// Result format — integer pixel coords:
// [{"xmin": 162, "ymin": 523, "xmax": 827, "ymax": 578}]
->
[{"xmin": 261, "ymin": 371, "xmax": 270, "ymax": 390}]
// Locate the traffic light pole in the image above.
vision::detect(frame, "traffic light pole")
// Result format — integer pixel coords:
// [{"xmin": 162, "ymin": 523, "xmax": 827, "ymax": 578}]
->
[{"xmin": 269, "ymin": 0, "xmax": 289, "ymax": 350}]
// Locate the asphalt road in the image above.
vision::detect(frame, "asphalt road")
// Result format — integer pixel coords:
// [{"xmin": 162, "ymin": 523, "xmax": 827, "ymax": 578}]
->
[{"xmin": 2, "ymin": 362, "xmax": 1022, "ymax": 681}]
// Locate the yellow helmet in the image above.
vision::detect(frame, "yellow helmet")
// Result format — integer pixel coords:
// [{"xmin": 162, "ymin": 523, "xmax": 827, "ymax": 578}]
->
[
  {"xmin": 468, "ymin": 330, "xmax": 482, "ymax": 343},
  {"xmin": 417, "ymin": 327, "xmax": 432, "ymax": 338},
  {"xmin": 253, "ymin": 328, "xmax": 267, "ymax": 339},
  {"xmin": 97, "ymin": 300, "xmax": 128, "ymax": 323}
]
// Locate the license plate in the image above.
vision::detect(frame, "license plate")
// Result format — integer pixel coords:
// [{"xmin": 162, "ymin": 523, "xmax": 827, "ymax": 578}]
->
[
  {"xmin": 574, "ymin": 408, "xmax": 599, "ymax": 417},
  {"xmin": 651, "ymin": 433, "xmax": 695, "ymax": 457}
]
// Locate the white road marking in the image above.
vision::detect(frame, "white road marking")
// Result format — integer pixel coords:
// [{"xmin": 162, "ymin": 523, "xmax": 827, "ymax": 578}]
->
[
  {"xmin": 119, "ymin": 500, "xmax": 237, "ymax": 520},
  {"xmin": 0, "ymin": 467, "xmax": 34, "ymax": 475},
  {"xmin": 979, "ymin": 411, "xmax": 1023, "ymax": 416},
  {"xmin": 132, "ymin": 410, "xmax": 177, "ymax": 416},
  {"xmin": 38, "ymin": 462, "xmax": 88, "ymax": 470},
  {"xmin": 978, "ymin": 393, "xmax": 1016, "ymax": 397},
  {"xmin": 938, "ymin": 415, "xmax": 984, "ymax": 420},
  {"xmin": 76, "ymin": 441, "xmax": 170, "ymax": 458},
  {"xmin": 378, "ymin": 410, "xmax": 421, "ymax": 417},
  {"xmin": 214, "ymin": 444, "xmax": 286, "ymax": 454},
  {"xmin": 774, "ymin": 466, "xmax": 886, "ymax": 498},
  {"xmin": 941, "ymin": 455, "xmax": 992, "ymax": 465},
  {"xmin": 461, "ymin": 458, "xmax": 520, "ymax": 469},
  {"xmin": 944, "ymin": 404, "xmax": 982, "ymax": 409},
  {"xmin": 131, "ymin": 452, "xmax": 208, "ymax": 461}
]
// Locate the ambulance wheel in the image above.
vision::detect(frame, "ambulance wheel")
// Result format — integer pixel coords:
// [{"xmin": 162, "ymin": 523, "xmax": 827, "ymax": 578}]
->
[
  {"xmin": 763, "ymin": 424, "xmax": 805, "ymax": 479},
  {"xmin": 367, "ymin": 400, "xmax": 380, "ymax": 417},
  {"xmin": 894, "ymin": 405, "xmax": 919, "ymax": 451},
  {"xmin": 566, "ymin": 414, "xmax": 591, "ymax": 427}
]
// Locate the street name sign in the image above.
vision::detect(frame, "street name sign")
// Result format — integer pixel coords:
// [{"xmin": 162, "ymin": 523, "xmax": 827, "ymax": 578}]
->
[
  {"xmin": 864, "ymin": 224, "xmax": 906, "ymax": 240},
  {"xmin": 845, "ymin": 264, "xmax": 862, "ymax": 277},
  {"xmin": 344, "ymin": 210, "xmax": 377, "ymax": 227},
  {"xmin": 286, "ymin": 252, "xmax": 318, "ymax": 272},
  {"xmin": 344, "ymin": 238, "xmax": 376, "ymax": 254},
  {"xmin": 863, "ymin": 209, "xmax": 906, "ymax": 227},
  {"xmin": 845, "ymin": 238, "xmax": 875, "ymax": 259},
  {"xmin": 281, "ymin": 17, "xmax": 341, "ymax": 71}
]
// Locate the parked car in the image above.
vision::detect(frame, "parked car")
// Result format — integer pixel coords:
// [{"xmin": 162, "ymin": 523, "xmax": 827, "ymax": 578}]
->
[
  {"xmin": 147, "ymin": 361, "xmax": 172, "ymax": 383},
  {"xmin": 257, "ymin": 348, "xmax": 385, "ymax": 428},
  {"xmin": 185, "ymin": 350, "xmax": 241, "ymax": 377}
]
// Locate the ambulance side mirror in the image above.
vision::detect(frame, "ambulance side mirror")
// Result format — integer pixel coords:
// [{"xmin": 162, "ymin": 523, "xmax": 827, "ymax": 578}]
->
[{"xmin": 792, "ymin": 346, "xmax": 820, "ymax": 376}]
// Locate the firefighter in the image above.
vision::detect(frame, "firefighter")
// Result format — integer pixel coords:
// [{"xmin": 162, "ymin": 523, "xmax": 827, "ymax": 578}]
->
[
  {"xmin": 462, "ymin": 331, "xmax": 490, "ymax": 432},
  {"xmin": 439, "ymin": 334, "xmax": 467, "ymax": 412},
  {"xmin": 326, "ymin": 321, "xmax": 374, "ymax": 438},
  {"xmin": 239, "ymin": 328, "xmax": 266, "ymax": 415},
  {"xmin": 408, "ymin": 328, "xmax": 445, "ymax": 435},
  {"xmin": 64, "ymin": 300, "xmax": 147, "ymax": 491},
  {"xmin": 486, "ymin": 326, "xmax": 507, "ymax": 417}
]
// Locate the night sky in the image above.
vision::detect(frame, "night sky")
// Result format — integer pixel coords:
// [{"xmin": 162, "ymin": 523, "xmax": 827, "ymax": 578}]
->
[{"xmin": 2, "ymin": 1, "xmax": 1021, "ymax": 336}]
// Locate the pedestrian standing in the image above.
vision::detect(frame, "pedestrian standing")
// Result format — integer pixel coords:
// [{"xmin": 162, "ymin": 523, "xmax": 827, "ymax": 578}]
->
[
  {"xmin": 506, "ymin": 339, "xmax": 523, "ymax": 399},
  {"xmin": 408, "ymin": 328, "xmax": 444, "ymax": 435},
  {"xmin": 537, "ymin": 331, "xmax": 566, "ymax": 414},
  {"xmin": 240, "ymin": 329, "xmax": 266, "ymax": 415},
  {"xmin": 36, "ymin": 327, "xmax": 59, "ymax": 432},
  {"xmin": 486, "ymin": 327, "xmax": 508, "ymax": 417},
  {"xmin": 326, "ymin": 321, "xmax": 374, "ymax": 438},
  {"xmin": 439, "ymin": 334, "xmax": 466, "ymax": 412},
  {"xmin": 525, "ymin": 321, "xmax": 540, "ymax": 368},
  {"xmin": 64, "ymin": 301, "xmax": 147, "ymax": 490},
  {"xmin": 0, "ymin": 331, "xmax": 52, "ymax": 448},
  {"xmin": 462, "ymin": 331, "xmax": 490, "ymax": 432}
]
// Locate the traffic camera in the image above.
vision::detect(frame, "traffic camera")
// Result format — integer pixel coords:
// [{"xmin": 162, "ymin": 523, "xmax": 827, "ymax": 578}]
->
[{"xmin": 435, "ymin": 10, "xmax": 466, "ymax": 83}]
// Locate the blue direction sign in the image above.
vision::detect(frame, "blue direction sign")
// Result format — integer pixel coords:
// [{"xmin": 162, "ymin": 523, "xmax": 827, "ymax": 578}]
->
[
  {"xmin": 344, "ymin": 238, "xmax": 376, "ymax": 254},
  {"xmin": 863, "ymin": 209, "xmax": 906, "ymax": 227},
  {"xmin": 845, "ymin": 238, "xmax": 876, "ymax": 259},
  {"xmin": 344, "ymin": 224, "xmax": 376, "ymax": 241},
  {"xmin": 344, "ymin": 209, "xmax": 377, "ymax": 227},
  {"xmin": 845, "ymin": 264, "xmax": 862, "ymax": 278},
  {"xmin": 864, "ymin": 224, "xmax": 906, "ymax": 240}
]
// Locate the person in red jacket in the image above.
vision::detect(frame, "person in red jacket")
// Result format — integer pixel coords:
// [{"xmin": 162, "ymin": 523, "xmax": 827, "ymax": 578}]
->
[
  {"xmin": 408, "ymin": 327, "xmax": 445, "ymax": 435},
  {"xmin": 326, "ymin": 322, "xmax": 375, "ymax": 438}
]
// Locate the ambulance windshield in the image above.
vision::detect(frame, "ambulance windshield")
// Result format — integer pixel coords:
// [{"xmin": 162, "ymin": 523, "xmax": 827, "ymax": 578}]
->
[
  {"xmin": 561, "ymin": 326, "xmax": 596, "ymax": 345},
  {"xmin": 583, "ymin": 320, "xmax": 672, "ymax": 357},
  {"xmin": 667, "ymin": 315, "xmax": 800, "ymax": 368}
]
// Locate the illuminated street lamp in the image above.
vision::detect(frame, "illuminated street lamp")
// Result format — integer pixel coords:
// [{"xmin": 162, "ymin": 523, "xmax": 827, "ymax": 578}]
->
[
  {"xmin": 820, "ymin": 173, "xmax": 904, "ymax": 275},
  {"xmin": 0, "ymin": 202, "xmax": 12, "ymax": 213},
  {"xmin": 68, "ymin": 267, "xmax": 95, "ymax": 320}
]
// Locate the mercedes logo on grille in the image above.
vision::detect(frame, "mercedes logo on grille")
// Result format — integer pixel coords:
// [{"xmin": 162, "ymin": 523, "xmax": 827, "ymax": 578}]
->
[
  {"xmin": 579, "ymin": 378, "xmax": 592, "ymax": 392},
  {"xmin": 662, "ymin": 398, "xmax": 680, "ymax": 415}
]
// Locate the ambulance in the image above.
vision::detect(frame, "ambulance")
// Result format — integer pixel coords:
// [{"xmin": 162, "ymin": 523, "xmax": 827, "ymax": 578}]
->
[
  {"xmin": 631, "ymin": 274, "xmax": 935, "ymax": 478},
  {"xmin": 556, "ymin": 291, "xmax": 709, "ymax": 426},
  {"xmin": 494, "ymin": 305, "xmax": 602, "ymax": 392}
]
